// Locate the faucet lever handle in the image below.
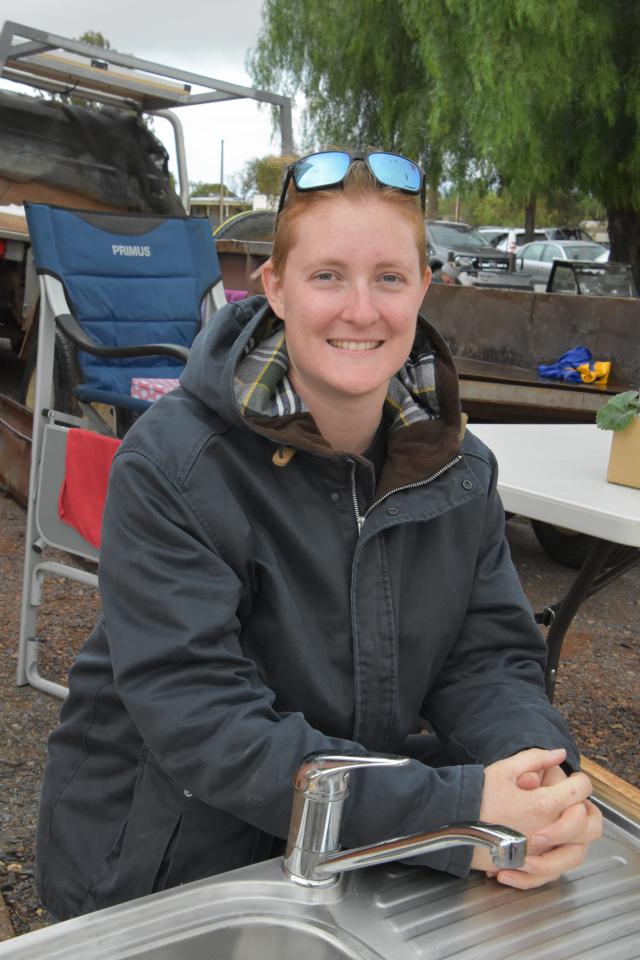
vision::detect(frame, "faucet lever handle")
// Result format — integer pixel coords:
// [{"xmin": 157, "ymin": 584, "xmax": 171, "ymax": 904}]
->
[{"xmin": 294, "ymin": 752, "xmax": 410, "ymax": 798}]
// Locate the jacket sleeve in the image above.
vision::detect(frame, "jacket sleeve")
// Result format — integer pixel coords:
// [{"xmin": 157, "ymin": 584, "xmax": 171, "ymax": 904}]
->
[
  {"xmin": 423, "ymin": 447, "xmax": 581, "ymax": 772},
  {"xmin": 99, "ymin": 448, "xmax": 484, "ymax": 877}
]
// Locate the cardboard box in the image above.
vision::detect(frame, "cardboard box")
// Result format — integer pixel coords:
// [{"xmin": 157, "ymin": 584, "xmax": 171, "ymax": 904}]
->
[{"xmin": 606, "ymin": 416, "xmax": 640, "ymax": 489}]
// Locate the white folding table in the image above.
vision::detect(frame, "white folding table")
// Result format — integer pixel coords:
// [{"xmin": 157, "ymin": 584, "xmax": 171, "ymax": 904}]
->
[{"xmin": 469, "ymin": 422, "xmax": 640, "ymax": 699}]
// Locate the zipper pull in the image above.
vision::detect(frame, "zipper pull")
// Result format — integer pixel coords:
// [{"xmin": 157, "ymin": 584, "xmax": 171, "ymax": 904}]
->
[{"xmin": 347, "ymin": 458, "xmax": 365, "ymax": 533}]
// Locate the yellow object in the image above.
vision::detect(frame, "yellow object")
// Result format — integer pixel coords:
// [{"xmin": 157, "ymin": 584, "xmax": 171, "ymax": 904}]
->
[
  {"xmin": 272, "ymin": 446, "xmax": 296, "ymax": 467},
  {"xmin": 578, "ymin": 361, "xmax": 611, "ymax": 384}
]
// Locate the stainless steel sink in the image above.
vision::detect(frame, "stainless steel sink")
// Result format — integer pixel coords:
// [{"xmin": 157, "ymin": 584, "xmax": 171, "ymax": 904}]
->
[
  {"xmin": 2, "ymin": 809, "xmax": 639, "ymax": 959},
  {"xmin": 134, "ymin": 916, "xmax": 381, "ymax": 960}
]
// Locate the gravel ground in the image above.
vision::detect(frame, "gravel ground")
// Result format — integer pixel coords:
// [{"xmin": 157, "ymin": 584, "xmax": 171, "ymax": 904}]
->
[{"xmin": 1, "ymin": 485, "xmax": 639, "ymax": 939}]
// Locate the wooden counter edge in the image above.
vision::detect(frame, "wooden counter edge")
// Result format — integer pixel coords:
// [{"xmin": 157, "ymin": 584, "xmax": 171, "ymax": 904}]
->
[{"xmin": 581, "ymin": 756, "xmax": 640, "ymax": 823}]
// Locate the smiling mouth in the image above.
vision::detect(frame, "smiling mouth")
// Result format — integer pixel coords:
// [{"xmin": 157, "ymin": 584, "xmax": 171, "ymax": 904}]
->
[{"xmin": 327, "ymin": 340, "xmax": 383, "ymax": 351}]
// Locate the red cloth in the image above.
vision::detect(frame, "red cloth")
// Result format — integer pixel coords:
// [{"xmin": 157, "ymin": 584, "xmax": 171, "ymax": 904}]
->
[{"xmin": 58, "ymin": 429, "xmax": 121, "ymax": 549}]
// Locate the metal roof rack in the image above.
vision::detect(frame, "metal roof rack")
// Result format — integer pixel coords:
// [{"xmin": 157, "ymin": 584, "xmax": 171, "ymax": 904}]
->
[{"xmin": 0, "ymin": 21, "xmax": 292, "ymax": 149}]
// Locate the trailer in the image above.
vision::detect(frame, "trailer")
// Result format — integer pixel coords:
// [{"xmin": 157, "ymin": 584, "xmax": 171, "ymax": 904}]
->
[{"xmin": 0, "ymin": 20, "xmax": 292, "ymax": 397}]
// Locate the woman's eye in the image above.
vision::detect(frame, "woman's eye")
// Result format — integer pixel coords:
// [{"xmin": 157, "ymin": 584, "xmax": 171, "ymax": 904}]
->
[
  {"xmin": 314, "ymin": 271, "xmax": 336, "ymax": 281},
  {"xmin": 380, "ymin": 273, "xmax": 402, "ymax": 284}
]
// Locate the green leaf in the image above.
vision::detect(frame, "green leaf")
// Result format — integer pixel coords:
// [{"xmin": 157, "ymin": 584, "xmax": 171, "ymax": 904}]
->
[{"xmin": 596, "ymin": 390, "xmax": 640, "ymax": 430}]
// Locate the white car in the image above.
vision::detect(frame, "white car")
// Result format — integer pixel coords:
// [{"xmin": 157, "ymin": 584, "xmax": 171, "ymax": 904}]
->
[
  {"xmin": 516, "ymin": 239, "xmax": 608, "ymax": 283},
  {"xmin": 494, "ymin": 226, "xmax": 594, "ymax": 252},
  {"xmin": 495, "ymin": 229, "xmax": 547, "ymax": 251}
]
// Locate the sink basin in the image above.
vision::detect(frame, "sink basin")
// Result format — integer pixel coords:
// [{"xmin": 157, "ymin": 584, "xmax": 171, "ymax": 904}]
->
[
  {"xmin": 134, "ymin": 916, "xmax": 379, "ymax": 960},
  {"xmin": 1, "ymin": 808, "xmax": 639, "ymax": 960}
]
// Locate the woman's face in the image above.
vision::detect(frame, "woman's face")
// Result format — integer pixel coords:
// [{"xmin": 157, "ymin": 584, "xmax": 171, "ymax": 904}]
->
[{"xmin": 262, "ymin": 195, "xmax": 430, "ymax": 412}]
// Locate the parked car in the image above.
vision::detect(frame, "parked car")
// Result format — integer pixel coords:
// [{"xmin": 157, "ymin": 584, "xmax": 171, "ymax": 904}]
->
[
  {"xmin": 476, "ymin": 225, "xmax": 514, "ymax": 246},
  {"xmin": 494, "ymin": 229, "xmax": 547, "ymax": 250},
  {"xmin": 516, "ymin": 239, "xmax": 608, "ymax": 283},
  {"xmin": 494, "ymin": 226, "xmax": 594, "ymax": 251},
  {"xmin": 425, "ymin": 220, "xmax": 510, "ymax": 270}
]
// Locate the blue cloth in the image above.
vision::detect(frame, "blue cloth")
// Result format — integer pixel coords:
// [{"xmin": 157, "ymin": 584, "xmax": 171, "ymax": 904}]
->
[{"xmin": 538, "ymin": 346, "xmax": 593, "ymax": 383}]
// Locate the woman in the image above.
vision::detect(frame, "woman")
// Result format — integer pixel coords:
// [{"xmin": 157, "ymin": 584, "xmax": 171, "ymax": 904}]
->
[{"xmin": 36, "ymin": 150, "xmax": 601, "ymax": 921}]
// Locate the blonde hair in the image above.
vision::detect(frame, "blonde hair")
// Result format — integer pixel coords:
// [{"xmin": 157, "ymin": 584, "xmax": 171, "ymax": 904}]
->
[{"xmin": 270, "ymin": 159, "xmax": 426, "ymax": 275}]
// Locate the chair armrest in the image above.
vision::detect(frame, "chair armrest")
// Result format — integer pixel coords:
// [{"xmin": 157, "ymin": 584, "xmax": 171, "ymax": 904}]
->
[{"xmin": 56, "ymin": 313, "xmax": 190, "ymax": 364}]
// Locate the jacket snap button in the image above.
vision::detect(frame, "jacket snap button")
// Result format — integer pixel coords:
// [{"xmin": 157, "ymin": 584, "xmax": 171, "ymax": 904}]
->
[
  {"xmin": 184, "ymin": 789, "xmax": 193, "ymax": 798},
  {"xmin": 462, "ymin": 479, "xmax": 473, "ymax": 490},
  {"xmin": 387, "ymin": 506, "xmax": 399, "ymax": 516},
  {"xmin": 330, "ymin": 492, "xmax": 340, "ymax": 502}
]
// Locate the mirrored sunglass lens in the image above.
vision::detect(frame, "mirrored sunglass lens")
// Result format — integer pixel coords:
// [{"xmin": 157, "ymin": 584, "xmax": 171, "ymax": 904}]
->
[
  {"xmin": 369, "ymin": 153, "xmax": 422, "ymax": 192},
  {"xmin": 293, "ymin": 152, "xmax": 351, "ymax": 189}
]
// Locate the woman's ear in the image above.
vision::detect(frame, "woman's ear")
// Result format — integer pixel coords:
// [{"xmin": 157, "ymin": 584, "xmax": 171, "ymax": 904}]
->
[
  {"xmin": 421, "ymin": 265, "xmax": 432, "ymax": 299},
  {"xmin": 261, "ymin": 258, "xmax": 285, "ymax": 319}
]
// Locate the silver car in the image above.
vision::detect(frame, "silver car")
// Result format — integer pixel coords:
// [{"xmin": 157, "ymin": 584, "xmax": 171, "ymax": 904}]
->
[{"xmin": 517, "ymin": 239, "xmax": 607, "ymax": 283}]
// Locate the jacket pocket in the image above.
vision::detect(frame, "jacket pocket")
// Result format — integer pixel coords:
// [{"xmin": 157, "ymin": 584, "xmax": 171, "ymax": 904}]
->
[{"xmin": 81, "ymin": 749, "xmax": 184, "ymax": 913}]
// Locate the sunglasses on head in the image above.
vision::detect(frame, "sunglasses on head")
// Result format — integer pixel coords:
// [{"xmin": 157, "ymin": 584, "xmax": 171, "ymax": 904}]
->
[{"xmin": 276, "ymin": 150, "xmax": 426, "ymax": 218}]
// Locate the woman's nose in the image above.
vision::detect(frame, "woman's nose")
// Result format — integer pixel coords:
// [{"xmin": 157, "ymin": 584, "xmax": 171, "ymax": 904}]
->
[{"xmin": 341, "ymin": 283, "xmax": 378, "ymax": 324}]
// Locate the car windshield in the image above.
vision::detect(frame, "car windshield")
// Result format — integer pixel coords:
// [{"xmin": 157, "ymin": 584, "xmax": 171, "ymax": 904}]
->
[
  {"xmin": 428, "ymin": 223, "xmax": 489, "ymax": 248},
  {"xmin": 564, "ymin": 244, "xmax": 607, "ymax": 260}
]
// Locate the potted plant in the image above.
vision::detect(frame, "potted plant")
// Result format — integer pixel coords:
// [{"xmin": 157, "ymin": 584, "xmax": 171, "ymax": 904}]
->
[{"xmin": 596, "ymin": 390, "xmax": 640, "ymax": 489}]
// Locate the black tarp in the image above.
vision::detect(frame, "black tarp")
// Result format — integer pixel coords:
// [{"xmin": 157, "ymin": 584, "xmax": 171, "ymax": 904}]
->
[{"xmin": 0, "ymin": 90, "xmax": 184, "ymax": 215}]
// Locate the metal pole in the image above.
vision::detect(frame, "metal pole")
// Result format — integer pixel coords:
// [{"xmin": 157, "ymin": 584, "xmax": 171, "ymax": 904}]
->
[
  {"xmin": 278, "ymin": 98, "xmax": 294, "ymax": 154},
  {"xmin": 149, "ymin": 109, "xmax": 190, "ymax": 211},
  {"xmin": 219, "ymin": 139, "xmax": 224, "ymax": 227}
]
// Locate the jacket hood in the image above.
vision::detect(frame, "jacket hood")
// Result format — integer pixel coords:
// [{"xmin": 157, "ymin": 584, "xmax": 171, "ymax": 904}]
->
[{"xmin": 181, "ymin": 295, "xmax": 462, "ymax": 494}]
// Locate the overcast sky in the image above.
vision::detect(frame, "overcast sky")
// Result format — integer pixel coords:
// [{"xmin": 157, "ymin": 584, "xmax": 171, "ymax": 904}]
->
[{"xmin": 1, "ymin": 1, "xmax": 296, "ymax": 189}]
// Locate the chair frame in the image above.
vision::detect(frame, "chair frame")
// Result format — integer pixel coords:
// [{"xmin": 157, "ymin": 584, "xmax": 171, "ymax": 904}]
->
[{"xmin": 18, "ymin": 212, "xmax": 226, "ymax": 698}]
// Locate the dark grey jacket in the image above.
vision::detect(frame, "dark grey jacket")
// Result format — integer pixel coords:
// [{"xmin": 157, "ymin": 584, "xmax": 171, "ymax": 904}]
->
[{"xmin": 36, "ymin": 297, "xmax": 579, "ymax": 920}]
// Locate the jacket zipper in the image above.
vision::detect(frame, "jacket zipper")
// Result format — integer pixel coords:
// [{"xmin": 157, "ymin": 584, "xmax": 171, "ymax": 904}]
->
[{"xmin": 348, "ymin": 454, "xmax": 464, "ymax": 534}]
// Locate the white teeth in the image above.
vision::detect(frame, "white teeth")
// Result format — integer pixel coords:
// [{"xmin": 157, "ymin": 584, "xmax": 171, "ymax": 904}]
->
[{"xmin": 328, "ymin": 340, "xmax": 381, "ymax": 351}]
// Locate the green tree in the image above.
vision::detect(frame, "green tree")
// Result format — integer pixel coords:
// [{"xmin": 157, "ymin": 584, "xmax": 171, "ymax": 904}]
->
[
  {"xmin": 249, "ymin": 0, "xmax": 471, "ymax": 213},
  {"xmin": 403, "ymin": 0, "xmax": 640, "ymax": 282},
  {"xmin": 251, "ymin": 0, "xmax": 640, "ymax": 284},
  {"xmin": 190, "ymin": 181, "xmax": 235, "ymax": 198},
  {"xmin": 78, "ymin": 31, "xmax": 110, "ymax": 50},
  {"xmin": 237, "ymin": 155, "xmax": 295, "ymax": 203}
]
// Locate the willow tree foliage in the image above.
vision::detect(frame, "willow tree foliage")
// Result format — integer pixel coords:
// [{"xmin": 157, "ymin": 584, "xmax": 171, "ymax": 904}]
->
[
  {"xmin": 248, "ymin": 0, "xmax": 474, "ymax": 203},
  {"xmin": 403, "ymin": 0, "xmax": 640, "ymax": 275},
  {"xmin": 250, "ymin": 0, "xmax": 640, "ymax": 281}
]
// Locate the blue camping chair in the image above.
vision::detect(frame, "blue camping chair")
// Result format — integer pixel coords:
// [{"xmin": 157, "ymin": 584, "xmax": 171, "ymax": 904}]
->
[
  {"xmin": 18, "ymin": 204, "xmax": 226, "ymax": 697},
  {"xmin": 24, "ymin": 203, "xmax": 226, "ymax": 433}
]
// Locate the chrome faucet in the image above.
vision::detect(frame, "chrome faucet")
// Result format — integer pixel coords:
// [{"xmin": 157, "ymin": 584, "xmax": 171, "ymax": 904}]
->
[{"xmin": 284, "ymin": 753, "xmax": 527, "ymax": 887}]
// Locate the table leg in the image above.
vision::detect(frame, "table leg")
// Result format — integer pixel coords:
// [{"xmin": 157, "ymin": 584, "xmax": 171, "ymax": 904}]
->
[{"xmin": 544, "ymin": 539, "xmax": 640, "ymax": 701}]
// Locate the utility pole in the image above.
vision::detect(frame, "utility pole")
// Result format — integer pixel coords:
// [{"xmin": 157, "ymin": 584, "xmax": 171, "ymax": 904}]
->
[{"xmin": 219, "ymin": 139, "xmax": 225, "ymax": 227}]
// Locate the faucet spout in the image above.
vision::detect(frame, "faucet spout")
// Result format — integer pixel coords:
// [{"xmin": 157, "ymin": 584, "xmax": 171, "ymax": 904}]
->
[
  {"xmin": 314, "ymin": 822, "xmax": 527, "ymax": 881},
  {"xmin": 284, "ymin": 753, "xmax": 527, "ymax": 887}
]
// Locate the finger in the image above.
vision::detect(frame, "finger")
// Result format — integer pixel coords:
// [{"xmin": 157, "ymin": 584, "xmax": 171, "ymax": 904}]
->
[
  {"xmin": 583, "ymin": 798, "xmax": 604, "ymax": 842},
  {"xmin": 530, "ymin": 800, "xmax": 588, "ymax": 849},
  {"xmin": 549, "ymin": 772, "xmax": 594, "ymax": 811},
  {"xmin": 496, "ymin": 844, "xmax": 587, "ymax": 890},
  {"xmin": 531, "ymin": 796, "xmax": 603, "ymax": 849},
  {"xmin": 502, "ymin": 748, "xmax": 567, "ymax": 779},
  {"xmin": 516, "ymin": 771, "xmax": 543, "ymax": 790},
  {"xmin": 539, "ymin": 764, "xmax": 568, "ymax": 787}
]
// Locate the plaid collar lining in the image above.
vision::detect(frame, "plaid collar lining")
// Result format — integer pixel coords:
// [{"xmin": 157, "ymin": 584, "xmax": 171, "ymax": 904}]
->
[{"xmin": 234, "ymin": 325, "xmax": 439, "ymax": 428}]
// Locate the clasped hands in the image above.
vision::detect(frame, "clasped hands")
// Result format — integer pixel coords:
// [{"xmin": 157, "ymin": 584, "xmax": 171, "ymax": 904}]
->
[{"xmin": 471, "ymin": 747, "xmax": 603, "ymax": 889}]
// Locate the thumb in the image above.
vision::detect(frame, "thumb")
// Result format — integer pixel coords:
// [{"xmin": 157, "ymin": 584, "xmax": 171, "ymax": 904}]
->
[
  {"xmin": 516, "ymin": 771, "xmax": 543, "ymax": 790},
  {"xmin": 502, "ymin": 747, "xmax": 567, "ymax": 779}
]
